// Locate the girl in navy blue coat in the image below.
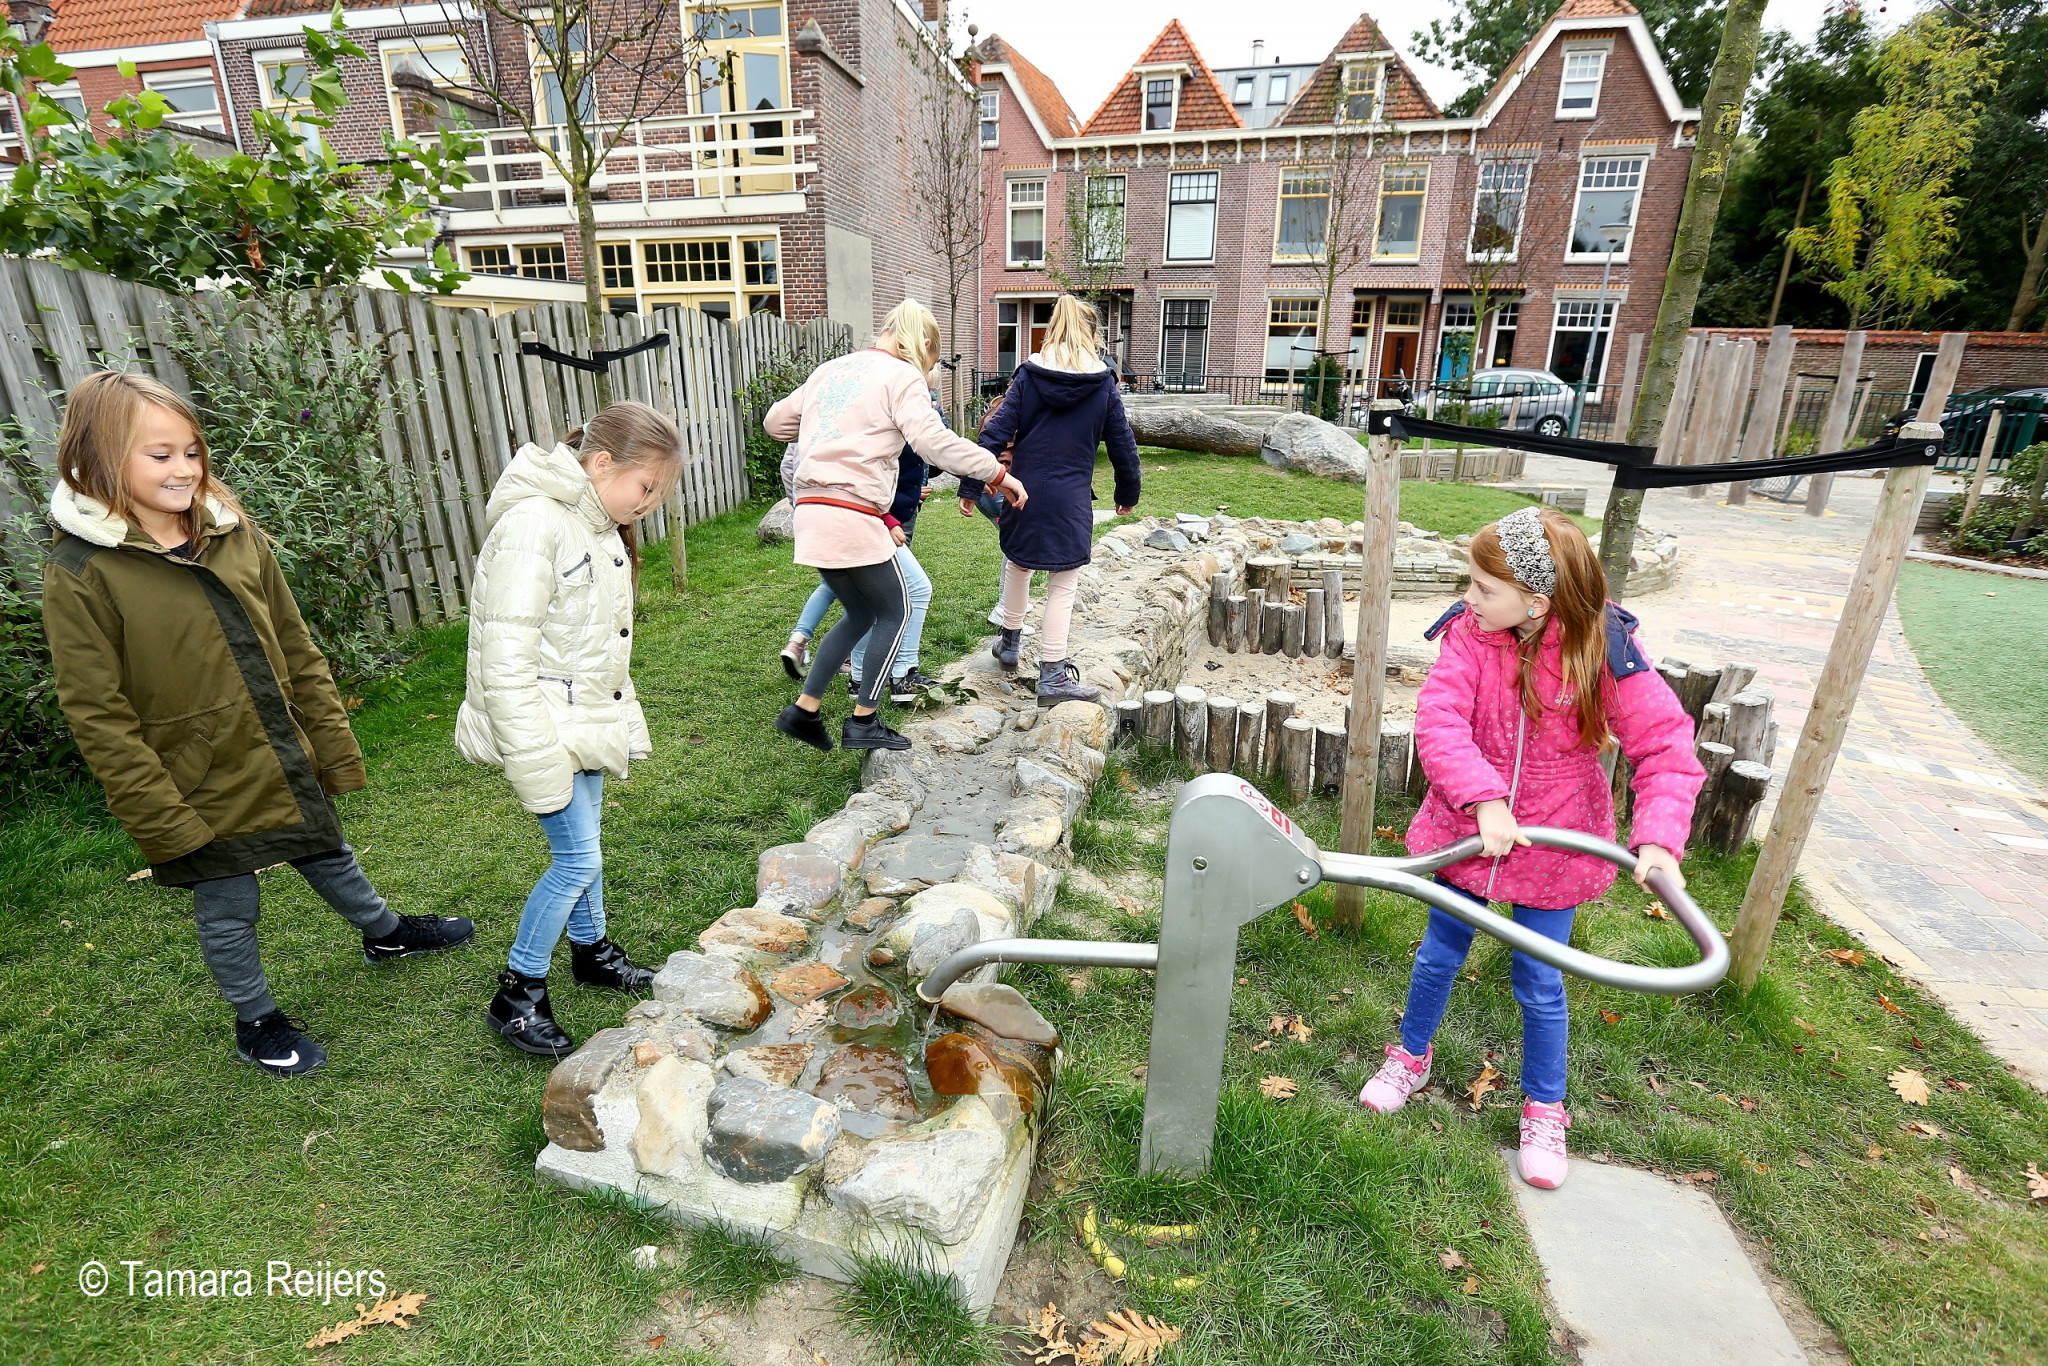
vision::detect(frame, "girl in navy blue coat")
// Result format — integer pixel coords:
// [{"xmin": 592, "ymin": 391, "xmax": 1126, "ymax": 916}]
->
[{"xmin": 960, "ymin": 296, "xmax": 1140, "ymax": 705}]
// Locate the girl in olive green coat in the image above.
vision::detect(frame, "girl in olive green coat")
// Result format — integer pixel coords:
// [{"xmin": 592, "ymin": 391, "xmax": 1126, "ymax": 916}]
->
[{"xmin": 43, "ymin": 371, "xmax": 474, "ymax": 1077}]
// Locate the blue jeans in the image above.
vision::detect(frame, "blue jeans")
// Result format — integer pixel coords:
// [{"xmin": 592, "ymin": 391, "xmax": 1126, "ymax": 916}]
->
[
  {"xmin": 1399, "ymin": 876, "xmax": 1577, "ymax": 1104},
  {"xmin": 509, "ymin": 769, "xmax": 607, "ymax": 976},
  {"xmin": 793, "ymin": 545, "xmax": 931, "ymax": 683}
]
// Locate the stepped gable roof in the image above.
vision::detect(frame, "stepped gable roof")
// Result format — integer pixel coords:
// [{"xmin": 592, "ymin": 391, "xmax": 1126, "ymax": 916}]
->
[
  {"xmin": 1277, "ymin": 13, "xmax": 1441, "ymax": 126},
  {"xmin": 1079, "ymin": 19, "xmax": 1242, "ymax": 136},
  {"xmin": 48, "ymin": 0, "xmax": 245, "ymax": 51},
  {"xmin": 977, "ymin": 34, "xmax": 1080, "ymax": 139}
]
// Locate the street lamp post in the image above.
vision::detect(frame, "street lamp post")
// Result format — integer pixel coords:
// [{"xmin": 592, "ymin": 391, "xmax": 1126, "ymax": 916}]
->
[{"xmin": 1569, "ymin": 222, "xmax": 1631, "ymax": 438}]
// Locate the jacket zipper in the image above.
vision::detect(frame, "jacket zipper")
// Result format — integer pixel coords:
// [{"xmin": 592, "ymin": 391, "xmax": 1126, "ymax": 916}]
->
[
  {"xmin": 562, "ymin": 552, "xmax": 593, "ymax": 582},
  {"xmin": 1485, "ymin": 707, "xmax": 1527, "ymax": 902},
  {"xmin": 537, "ymin": 673, "xmax": 575, "ymax": 704}
]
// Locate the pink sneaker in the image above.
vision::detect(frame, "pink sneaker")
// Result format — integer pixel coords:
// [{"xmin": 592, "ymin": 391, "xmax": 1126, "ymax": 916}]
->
[
  {"xmin": 1358, "ymin": 1043, "xmax": 1432, "ymax": 1113},
  {"xmin": 1517, "ymin": 1101, "xmax": 1571, "ymax": 1189}
]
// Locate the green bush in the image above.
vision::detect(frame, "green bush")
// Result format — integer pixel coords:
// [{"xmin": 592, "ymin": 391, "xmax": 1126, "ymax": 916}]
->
[
  {"xmin": 1301, "ymin": 353, "xmax": 1346, "ymax": 423},
  {"xmin": 737, "ymin": 337, "xmax": 852, "ymax": 494},
  {"xmin": 1946, "ymin": 440, "xmax": 2048, "ymax": 560},
  {"xmin": 0, "ymin": 427, "xmax": 79, "ymax": 795},
  {"xmin": 165, "ymin": 290, "xmax": 421, "ymax": 686}
]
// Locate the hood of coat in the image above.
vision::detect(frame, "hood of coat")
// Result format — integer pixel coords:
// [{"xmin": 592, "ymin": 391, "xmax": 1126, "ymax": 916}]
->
[
  {"xmin": 487, "ymin": 442, "xmax": 613, "ymax": 534},
  {"xmin": 48, "ymin": 480, "xmax": 240, "ymax": 549},
  {"xmin": 1019, "ymin": 357, "xmax": 1115, "ymax": 411}
]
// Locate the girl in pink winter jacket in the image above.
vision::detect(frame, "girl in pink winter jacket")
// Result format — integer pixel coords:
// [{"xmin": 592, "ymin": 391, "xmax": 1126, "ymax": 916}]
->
[{"xmin": 1358, "ymin": 507, "xmax": 1705, "ymax": 1189}]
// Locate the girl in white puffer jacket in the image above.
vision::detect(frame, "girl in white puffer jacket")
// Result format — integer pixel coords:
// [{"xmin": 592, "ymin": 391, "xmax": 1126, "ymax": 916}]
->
[{"xmin": 456, "ymin": 401, "xmax": 682, "ymax": 1056}]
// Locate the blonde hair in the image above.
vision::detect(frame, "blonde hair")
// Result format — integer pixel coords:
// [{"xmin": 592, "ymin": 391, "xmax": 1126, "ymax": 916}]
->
[
  {"xmin": 56, "ymin": 370, "xmax": 246, "ymax": 544},
  {"xmin": 562, "ymin": 400, "xmax": 684, "ymax": 588},
  {"xmin": 875, "ymin": 298, "xmax": 941, "ymax": 374},
  {"xmin": 1470, "ymin": 507, "xmax": 1612, "ymax": 751},
  {"xmin": 1038, "ymin": 295, "xmax": 1101, "ymax": 371}
]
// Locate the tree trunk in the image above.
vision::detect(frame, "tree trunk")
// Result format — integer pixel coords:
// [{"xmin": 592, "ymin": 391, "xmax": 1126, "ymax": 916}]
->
[
  {"xmin": 2009, "ymin": 211, "xmax": 2048, "ymax": 333},
  {"xmin": 1598, "ymin": 0, "xmax": 1770, "ymax": 595},
  {"xmin": 569, "ymin": 119, "xmax": 613, "ymax": 409},
  {"xmin": 1765, "ymin": 169, "xmax": 1811, "ymax": 333}
]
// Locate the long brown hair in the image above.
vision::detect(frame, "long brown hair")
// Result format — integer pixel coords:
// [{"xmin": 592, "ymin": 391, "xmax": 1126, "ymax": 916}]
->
[
  {"xmin": 561, "ymin": 400, "xmax": 683, "ymax": 589},
  {"xmin": 56, "ymin": 370, "xmax": 247, "ymax": 544},
  {"xmin": 1469, "ymin": 507, "xmax": 1611, "ymax": 751}
]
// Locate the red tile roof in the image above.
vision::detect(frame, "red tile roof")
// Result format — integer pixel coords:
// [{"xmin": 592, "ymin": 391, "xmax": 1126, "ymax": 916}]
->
[
  {"xmin": 49, "ymin": 0, "xmax": 246, "ymax": 52},
  {"xmin": 1558, "ymin": 0, "xmax": 1637, "ymax": 15},
  {"xmin": 977, "ymin": 34, "xmax": 1080, "ymax": 139},
  {"xmin": 1080, "ymin": 19, "xmax": 1242, "ymax": 136},
  {"xmin": 1278, "ymin": 13, "xmax": 1441, "ymax": 126}
]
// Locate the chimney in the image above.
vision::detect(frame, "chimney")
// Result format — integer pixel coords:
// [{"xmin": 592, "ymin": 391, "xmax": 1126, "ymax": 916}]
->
[
  {"xmin": 1252, "ymin": 39, "xmax": 1263, "ymax": 67},
  {"xmin": 923, "ymin": 0, "xmax": 944, "ymax": 22}
]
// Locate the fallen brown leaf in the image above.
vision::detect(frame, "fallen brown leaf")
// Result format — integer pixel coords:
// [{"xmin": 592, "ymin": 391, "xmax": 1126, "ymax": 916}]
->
[
  {"xmin": 1944, "ymin": 1078, "xmax": 1975, "ymax": 1093},
  {"xmin": 1439, "ymin": 1248, "xmax": 1468, "ymax": 1271},
  {"xmin": 1376, "ymin": 825, "xmax": 1399, "ymax": 841},
  {"xmin": 1599, "ymin": 1009, "xmax": 1621, "ymax": 1025},
  {"xmin": 1889, "ymin": 1068, "xmax": 1931, "ymax": 1106},
  {"xmin": 1878, "ymin": 994, "xmax": 1907, "ymax": 1017},
  {"xmin": 1085, "ymin": 1308, "xmax": 1184, "ymax": 1364},
  {"xmin": 646, "ymin": 1335, "xmax": 666, "ymax": 1349},
  {"xmin": 1644, "ymin": 900, "xmax": 1670, "ymax": 920},
  {"xmin": 1461, "ymin": 1275, "xmax": 1481, "ymax": 1295},
  {"xmin": 1118, "ymin": 769, "xmax": 1139, "ymax": 792},
  {"xmin": 1949, "ymin": 1166, "xmax": 1994, "ymax": 1199},
  {"xmin": 1825, "ymin": 948, "xmax": 1866, "ymax": 968},
  {"xmin": 2026, "ymin": 1163, "xmax": 2048, "ymax": 1201},
  {"xmin": 125, "ymin": 868, "xmax": 152, "ymax": 882},
  {"xmin": 29, "ymin": 1262, "xmax": 44, "ymax": 1275},
  {"xmin": 1904, "ymin": 1120, "xmax": 1944, "ymax": 1138},
  {"xmin": 1292, "ymin": 901, "xmax": 1320, "ymax": 939},
  {"xmin": 304, "ymin": 1292, "xmax": 428, "ymax": 1349},
  {"xmin": 1678, "ymin": 1170, "xmax": 1718, "ymax": 1184},
  {"xmin": 1466, "ymin": 1064, "xmax": 1501, "ymax": 1111},
  {"xmin": 1793, "ymin": 1016, "xmax": 1816, "ymax": 1034},
  {"xmin": 785, "ymin": 999, "xmax": 830, "ymax": 1037},
  {"xmin": 1646, "ymin": 1074, "xmax": 1667, "ymax": 1096},
  {"xmin": 1269, "ymin": 1014, "xmax": 1313, "ymax": 1042},
  {"xmin": 1795, "ymin": 1155, "xmax": 1813, "ymax": 1169},
  {"xmin": 1251, "ymin": 1039, "xmax": 1273, "ymax": 1052},
  {"xmin": 1259, "ymin": 1075, "xmax": 1300, "ymax": 1101}
]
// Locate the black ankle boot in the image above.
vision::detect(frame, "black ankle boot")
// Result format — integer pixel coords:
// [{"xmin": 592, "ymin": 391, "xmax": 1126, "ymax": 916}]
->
[
  {"xmin": 486, "ymin": 969, "xmax": 577, "ymax": 1057},
  {"xmin": 570, "ymin": 937, "xmax": 655, "ymax": 993},
  {"xmin": 991, "ymin": 627, "xmax": 1022, "ymax": 669}
]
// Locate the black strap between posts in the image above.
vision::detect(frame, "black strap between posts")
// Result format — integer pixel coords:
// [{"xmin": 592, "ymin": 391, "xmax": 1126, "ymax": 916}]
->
[
  {"xmin": 1365, "ymin": 409, "xmax": 1942, "ymax": 491},
  {"xmin": 520, "ymin": 331, "xmax": 671, "ymax": 375}
]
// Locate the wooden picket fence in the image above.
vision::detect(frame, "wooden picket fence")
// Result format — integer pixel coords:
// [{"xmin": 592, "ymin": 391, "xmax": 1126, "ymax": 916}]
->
[{"xmin": 0, "ymin": 258, "xmax": 851, "ymax": 629}]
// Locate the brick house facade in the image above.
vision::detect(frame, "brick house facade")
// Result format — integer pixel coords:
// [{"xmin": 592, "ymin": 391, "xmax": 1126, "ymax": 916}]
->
[
  {"xmin": 1705, "ymin": 329, "xmax": 2048, "ymax": 397},
  {"xmin": 975, "ymin": 0, "xmax": 1699, "ymax": 415}
]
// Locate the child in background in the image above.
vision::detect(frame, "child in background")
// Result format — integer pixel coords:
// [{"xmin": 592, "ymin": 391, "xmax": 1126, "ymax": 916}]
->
[
  {"xmin": 1357, "ymin": 507, "xmax": 1704, "ymax": 1189},
  {"xmin": 43, "ymin": 371, "xmax": 474, "ymax": 1078},
  {"xmin": 456, "ymin": 402, "xmax": 683, "ymax": 1056}
]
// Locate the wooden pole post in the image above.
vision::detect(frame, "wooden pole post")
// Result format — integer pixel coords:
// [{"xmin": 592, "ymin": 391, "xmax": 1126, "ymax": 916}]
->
[
  {"xmin": 1804, "ymin": 330, "xmax": 1867, "ymax": 517},
  {"xmin": 1235, "ymin": 701, "xmax": 1264, "ymax": 776},
  {"xmin": 1303, "ymin": 587, "xmax": 1326, "ymax": 656},
  {"xmin": 1175, "ymin": 685, "xmax": 1208, "ymax": 770},
  {"xmin": 1206, "ymin": 695, "xmax": 1239, "ymax": 772},
  {"xmin": 1728, "ymin": 325, "xmax": 1795, "ymax": 507},
  {"xmin": 1614, "ymin": 332, "xmax": 1644, "ymax": 437},
  {"xmin": 1321, "ymin": 569, "xmax": 1344, "ymax": 658},
  {"xmin": 1334, "ymin": 399, "xmax": 1402, "ymax": 930},
  {"xmin": 519, "ymin": 330, "xmax": 556, "ymax": 446},
  {"xmin": 1652, "ymin": 334, "xmax": 1704, "ymax": 466},
  {"xmin": 1262, "ymin": 692, "xmax": 1297, "ymax": 783},
  {"xmin": 1731, "ymin": 332, "xmax": 1967, "ymax": 988},
  {"xmin": 1207, "ymin": 573, "xmax": 1230, "ymax": 646},
  {"xmin": 1960, "ymin": 401, "xmax": 2005, "ymax": 527},
  {"xmin": 652, "ymin": 333, "xmax": 688, "ymax": 592},
  {"xmin": 1692, "ymin": 336, "xmax": 1752, "ymax": 499},
  {"xmin": 1140, "ymin": 690, "xmax": 1175, "ymax": 748},
  {"xmin": 1224, "ymin": 594, "xmax": 1249, "ymax": 652}
]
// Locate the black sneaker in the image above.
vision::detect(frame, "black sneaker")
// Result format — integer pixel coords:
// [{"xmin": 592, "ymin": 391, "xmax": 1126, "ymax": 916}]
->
[
  {"xmin": 235, "ymin": 1012, "xmax": 327, "ymax": 1077},
  {"xmin": 485, "ymin": 969, "xmax": 577, "ymax": 1057},
  {"xmin": 775, "ymin": 702, "xmax": 834, "ymax": 752},
  {"xmin": 848, "ymin": 677, "xmax": 861, "ymax": 697},
  {"xmin": 841, "ymin": 712, "xmax": 912, "ymax": 751},
  {"xmin": 889, "ymin": 668, "xmax": 941, "ymax": 703},
  {"xmin": 364, "ymin": 912, "xmax": 477, "ymax": 963}
]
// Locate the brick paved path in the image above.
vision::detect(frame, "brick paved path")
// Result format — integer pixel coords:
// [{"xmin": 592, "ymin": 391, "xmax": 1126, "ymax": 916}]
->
[{"xmin": 1514, "ymin": 458, "xmax": 2048, "ymax": 1088}]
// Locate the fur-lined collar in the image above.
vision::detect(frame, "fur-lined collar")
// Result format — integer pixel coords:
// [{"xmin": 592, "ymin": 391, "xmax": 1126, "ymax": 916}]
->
[{"xmin": 49, "ymin": 480, "xmax": 239, "ymax": 549}]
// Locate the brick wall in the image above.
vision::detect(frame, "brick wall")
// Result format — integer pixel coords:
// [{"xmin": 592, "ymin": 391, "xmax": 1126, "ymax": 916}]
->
[{"xmin": 1704, "ymin": 329, "xmax": 2048, "ymax": 395}]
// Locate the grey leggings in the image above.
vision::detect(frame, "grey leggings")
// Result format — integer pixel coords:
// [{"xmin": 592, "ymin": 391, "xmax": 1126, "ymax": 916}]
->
[
  {"xmin": 190, "ymin": 846, "xmax": 400, "ymax": 1022},
  {"xmin": 802, "ymin": 558, "xmax": 910, "ymax": 709}
]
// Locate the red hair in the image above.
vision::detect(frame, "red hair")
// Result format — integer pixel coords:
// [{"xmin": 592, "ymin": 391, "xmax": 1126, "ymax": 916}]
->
[{"xmin": 1469, "ymin": 507, "xmax": 1611, "ymax": 751}]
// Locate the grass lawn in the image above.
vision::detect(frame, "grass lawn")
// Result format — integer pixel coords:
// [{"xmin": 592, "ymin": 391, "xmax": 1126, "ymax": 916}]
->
[
  {"xmin": 1894, "ymin": 562, "xmax": 2048, "ymax": 785},
  {"xmin": 2, "ymin": 460, "xmax": 2041, "ymax": 1364}
]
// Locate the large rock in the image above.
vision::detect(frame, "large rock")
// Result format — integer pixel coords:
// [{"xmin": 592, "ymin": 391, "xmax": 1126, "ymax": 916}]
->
[
  {"xmin": 620, "ymin": 999, "xmax": 719, "ymax": 1064},
  {"xmin": 937, "ymin": 982, "xmax": 1059, "ymax": 1048},
  {"xmin": 757, "ymin": 498, "xmax": 795, "ymax": 544},
  {"xmin": 721, "ymin": 1042, "xmax": 816, "ymax": 1088},
  {"xmin": 702, "ymin": 1075, "xmax": 841, "ymax": 1184},
  {"xmin": 924, "ymin": 1031, "xmax": 1041, "ymax": 1124},
  {"xmin": 768, "ymin": 960, "xmax": 850, "ymax": 1004},
  {"xmin": 810, "ymin": 1043, "xmax": 918, "ymax": 1121},
  {"xmin": 1014, "ymin": 757, "xmax": 1086, "ymax": 822},
  {"xmin": 697, "ymin": 906, "xmax": 810, "ymax": 966},
  {"xmin": 832, "ymin": 983, "xmax": 901, "ymax": 1031},
  {"xmin": 631, "ymin": 1054, "xmax": 718, "ymax": 1179},
  {"xmin": 899, "ymin": 881, "xmax": 1013, "ymax": 944},
  {"xmin": 995, "ymin": 794, "xmax": 1068, "ymax": 861},
  {"xmin": 1261, "ymin": 412, "xmax": 1370, "ymax": 481},
  {"xmin": 542, "ymin": 1027, "xmax": 642, "ymax": 1152},
  {"xmin": 864, "ymin": 833, "xmax": 977, "ymax": 897},
  {"xmin": 959, "ymin": 845, "xmax": 1058, "ymax": 925},
  {"xmin": 756, "ymin": 842, "xmax": 849, "ymax": 918},
  {"xmin": 824, "ymin": 1126, "xmax": 1007, "ymax": 1244},
  {"xmin": 804, "ymin": 794, "xmax": 912, "ymax": 868},
  {"xmin": 652, "ymin": 951, "xmax": 773, "ymax": 1031},
  {"xmin": 1143, "ymin": 527, "xmax": 1191, "ymax": 552},
  {"xmin": 1124, "ymin": 404, "xmax": 1263, "ymax": 455}
]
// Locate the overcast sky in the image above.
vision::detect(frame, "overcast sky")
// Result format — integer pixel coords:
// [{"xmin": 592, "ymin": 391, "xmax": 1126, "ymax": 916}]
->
[{"xmin": 949, "ymin": 0, "xmax": 1901, "ymax": 117}]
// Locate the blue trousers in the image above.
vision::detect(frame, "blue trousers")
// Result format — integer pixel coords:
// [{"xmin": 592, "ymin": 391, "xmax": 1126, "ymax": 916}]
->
[
  {"xmin": 793, "ymin": 543, "xmax": 930, "ymax": 682},
  {"xmin": 509, "ymin": 769, "xmax": 607, "ymax": 976},
  {"xmin": 1398, "ymin": 877, "xmax": 1577, "ymax": 1104}
]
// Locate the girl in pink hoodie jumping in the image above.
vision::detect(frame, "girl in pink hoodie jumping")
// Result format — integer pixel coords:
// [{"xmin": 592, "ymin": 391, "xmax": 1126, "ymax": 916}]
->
[{"xmin": 1358, "ymin": 507, "xmax": 1705, "ymax": 1189}]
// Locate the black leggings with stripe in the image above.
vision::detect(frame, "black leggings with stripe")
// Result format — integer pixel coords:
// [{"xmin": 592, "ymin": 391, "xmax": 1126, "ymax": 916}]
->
[{"xmin": 801, "ymin": 558, "xmax": 908, "ymax": 709}]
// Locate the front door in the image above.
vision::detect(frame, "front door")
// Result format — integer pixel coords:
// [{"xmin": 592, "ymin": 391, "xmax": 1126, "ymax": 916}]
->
[{"xmin": 1379, "ymin": 330, "xmax": 1419, "ymax": 397}]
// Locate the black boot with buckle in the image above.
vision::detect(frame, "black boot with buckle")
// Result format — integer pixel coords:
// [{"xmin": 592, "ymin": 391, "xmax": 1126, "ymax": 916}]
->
[
  {"xmin": 486, "ymin": 969, "xmax": 577, "ymax": 1056},
  {"xmin": 570, "ymin": 937, "xmax": 655, "ymax": 993}
]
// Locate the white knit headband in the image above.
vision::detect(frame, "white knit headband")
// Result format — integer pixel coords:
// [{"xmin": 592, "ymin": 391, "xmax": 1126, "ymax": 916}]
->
[{"xmin": 1494, "ymin": 507, "xmax": 1556, "ymax": 597}]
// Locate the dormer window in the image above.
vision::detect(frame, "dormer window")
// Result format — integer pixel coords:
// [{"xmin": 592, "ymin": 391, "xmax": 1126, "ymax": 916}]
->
[
  {"xmin": 1145, "ymin": 77, "xmax": 1177, "ymax": 131},
  {"xmin": 1233, "ymin": 75, "xmax": 1254, "ymax": 105},
  {"xmin": 1339, "ymin": 62, "xmax": 1381, "ymax": 123},
  {"xmin": 1269, "ymin": 72, "xmax": 1290, "ymax": 105},
  {"xmin": 1557, "ymin": 47, "xmax": 1607, "ymax": 118}
]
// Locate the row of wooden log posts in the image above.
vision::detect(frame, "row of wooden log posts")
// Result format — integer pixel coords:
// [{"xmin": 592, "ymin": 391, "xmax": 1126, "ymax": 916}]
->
[
  {"xmin": 1610, "ymin": 658, "xmax": 1783, "ymax": 857},
  {"xmin": 1111, "ymin": 683, "xmax": 1420, "ymax": 808},
  {"xmin": 1202, "ymin": 556, "xmax": 1347, "ymax": 660}
]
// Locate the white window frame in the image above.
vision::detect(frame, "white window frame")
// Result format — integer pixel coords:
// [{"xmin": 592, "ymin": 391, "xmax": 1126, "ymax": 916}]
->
[
  {"xmin": 1268, "ymin": 71, "xmax": 1291, "ymax": 107},
  {"xmin": 1556, "ymin": 45, "xmax": 1609, "ymax": 120},
  {"xmin": 1467, "ymin": 158, "xmax": 1531, "ymax": 264},
  {"xmin": 254, "ymin": 48, "xmax": 322, "ymax": 151},
  {"xmin": 1084, "ymin": 174, "xmax": 1127, "ymax": 265},
  {"xmin": 1337, "ymin": 61, "xmax": 1384, "ymax": 124},
  {"xmin": 1006, "ymin": 178, "xmax": 1047, "ymax": 268},
  {"xmin": 1372, "ymin": 163, "xmax": 1429, "ymax": 262},
  {"xmin": 978, "ymin": 87, "xmax": 999, "ymax": 148},
  {"xmin": 1264, "ymin": 296, "xmax": 1321, "ymax": 385},
  {"xmin": 380, "ymin": 35, "xmax": 472, "ymax": 139},
  {"xmin": 1163, "ymin": 170, "xmax": 1219, "ymax": 265},
  {"xmin": 41, "ymin": 80, "xmax": 85, "ymax": 122},
  {"xmin": 1487, "ymin": 299, "xmax": 1522, "ymax": 368},
  {"xmin": 1272, "ymin": 165, "xmax": 1331, "ymax": 262},
  {"xmin": 1437, "ymin": 297, "xmax": 1478, "ymax": 383},
  {"xmin": 1545, "ymin": 297, "xmax": 1620, "ymax": 401},
  {"xmin": 143, "ymin": 69, "xmax": 223, "ymax": 133},
  {"xmin": 1564, "ymin": 154, "xmax": 1644, "ymax": 263},
  {"xmin": 1143, "ymin": 75, "xmax": 1179, "ymax": 132},
  {"xmin": 1232, "ymin": 75, "xmax": 1255, "ymax": 105},
  {"xmin": 1158, "ymin": 295, "xmax": 1212, "ymax": 382}
]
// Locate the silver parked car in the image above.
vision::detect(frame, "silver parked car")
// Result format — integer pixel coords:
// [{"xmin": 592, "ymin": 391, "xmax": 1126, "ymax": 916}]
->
[{"xmin": 1457, "ymin": 368, "xmax": 1577, "ymax": 436}]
